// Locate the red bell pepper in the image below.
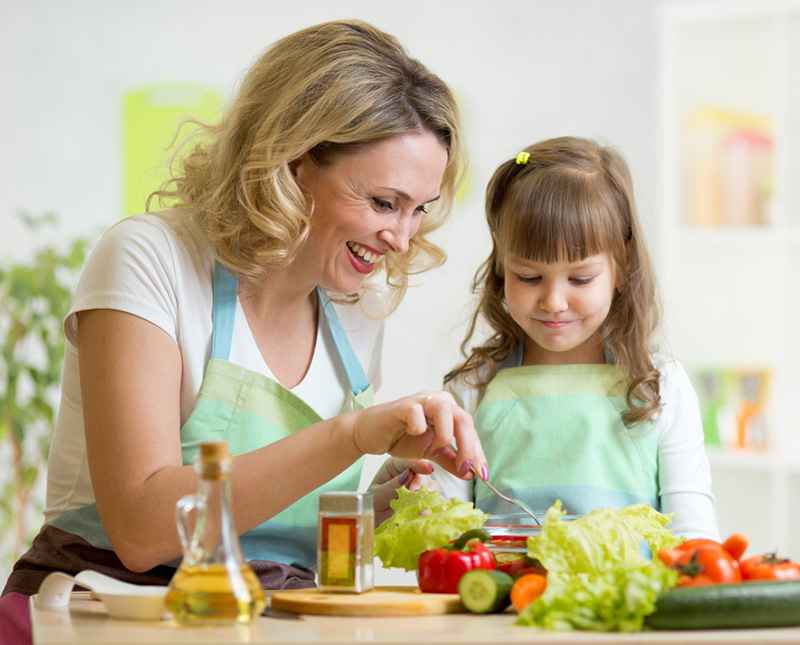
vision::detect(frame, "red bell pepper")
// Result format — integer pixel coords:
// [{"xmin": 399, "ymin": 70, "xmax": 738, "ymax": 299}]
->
[{"xmin": 418, "ymin": 533, "xmax": 496, "ymax": 594}]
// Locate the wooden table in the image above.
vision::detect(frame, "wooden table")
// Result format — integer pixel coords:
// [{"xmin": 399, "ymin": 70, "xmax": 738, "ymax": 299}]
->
[{"xmin": 30, "ymin": 595, "xmax": 800, "ymax": 644}]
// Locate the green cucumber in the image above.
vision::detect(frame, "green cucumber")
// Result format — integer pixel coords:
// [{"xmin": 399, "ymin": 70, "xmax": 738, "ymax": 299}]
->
[
  {"xmin": 646, "ymin": 580, "xmax": 800, "ymax": 630},
  {"xmin": 458, "ymin": 569, "xmax": 513, "ymax": 614}
]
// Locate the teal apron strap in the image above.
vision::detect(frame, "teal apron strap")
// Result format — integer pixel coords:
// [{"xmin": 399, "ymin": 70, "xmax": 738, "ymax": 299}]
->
[
  {"xmin": 211, "ymin": 263, "xmax": 369, "ymax": 396},
  {"xmin": 503, "ymin": 343, "xmax": 524, "ymax": 369},
  {"xmin": 317, "ymin": 288, "xmax": 370, "ymax": 396},
  {"xmin": 211, "ymin": 262, "xmax": 238, "ymax": 360}
]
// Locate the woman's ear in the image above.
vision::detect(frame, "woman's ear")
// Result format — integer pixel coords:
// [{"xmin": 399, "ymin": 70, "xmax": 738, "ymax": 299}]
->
[{"xmin": 289, "ymin": 154, "xmax": 313, "ymax": 185}]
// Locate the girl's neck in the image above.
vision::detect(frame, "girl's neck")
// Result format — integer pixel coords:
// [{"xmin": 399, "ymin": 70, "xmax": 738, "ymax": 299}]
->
[{"xmin": 522, "ymin": 334, "xmax": 606, "ymax": 366}]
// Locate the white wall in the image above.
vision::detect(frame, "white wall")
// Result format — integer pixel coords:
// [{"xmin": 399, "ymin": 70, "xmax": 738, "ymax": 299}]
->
[{"xmin": 1, "ymin": 0, "xmax": 661, "ymax": 581}]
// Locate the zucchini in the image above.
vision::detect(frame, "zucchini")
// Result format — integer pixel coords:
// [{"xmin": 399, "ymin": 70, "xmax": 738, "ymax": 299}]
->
[
  {"xmin": 646, "ymin": 580, "xmax": 800, "ymax": 630},
  {"xmin": 458, "ymin": 569, "xmax": 513, "ymax": 614}
]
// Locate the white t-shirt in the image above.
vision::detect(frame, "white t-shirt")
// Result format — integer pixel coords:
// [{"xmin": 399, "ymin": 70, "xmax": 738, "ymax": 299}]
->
[
  {"xmin": 45, "ymin": 211, "xmax": 384, "ymax": 521},
  {"xmin": 431, "ymin": 355, "xmax": 720, "ymax": 540}
]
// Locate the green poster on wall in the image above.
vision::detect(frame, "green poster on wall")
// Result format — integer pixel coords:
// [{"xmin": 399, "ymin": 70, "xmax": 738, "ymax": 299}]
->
[{"xmin": 122, "ymin": 83, "xmax": 223, "ymax": 216}]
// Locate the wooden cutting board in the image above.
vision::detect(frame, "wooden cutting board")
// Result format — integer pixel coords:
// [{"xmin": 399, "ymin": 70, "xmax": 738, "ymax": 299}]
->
[{"xmin": 270, "ymin": 586, "xmax": 464, "ymax": 616}]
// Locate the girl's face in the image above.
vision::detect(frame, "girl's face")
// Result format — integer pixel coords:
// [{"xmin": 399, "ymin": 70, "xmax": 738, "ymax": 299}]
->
[
  {"xmin": 293, "ymin": 130, "xmax": 448, "ymax": 294},
  {"xmin": 504, "ymin": 253, "xmax": 617, "ymax": 365}
]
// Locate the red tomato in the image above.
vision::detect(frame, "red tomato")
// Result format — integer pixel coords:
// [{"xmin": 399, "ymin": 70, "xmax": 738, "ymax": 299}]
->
[
  {"xmin": 664, "ymin": 544, "xmax": 741, "ymax": 587},
  {"xmin": 494, "ymin": 553, "xmax": 546, "ymax": 579},
  {"xmin": 722, "ymin": 533, "xmax": 749, "ymax": 560},
  {"xmin": 740, "ymin": 553, "xmax": 800, "ymax": 581}
]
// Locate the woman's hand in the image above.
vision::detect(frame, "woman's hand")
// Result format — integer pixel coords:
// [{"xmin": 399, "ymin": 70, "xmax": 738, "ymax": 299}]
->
[
  {"xmin": 350, "ymin": 391, "xmax": 487, "ymax": 481},
  {"xmin": 367, "ymin": 458, "xmax": 433, "ymax": 525}
]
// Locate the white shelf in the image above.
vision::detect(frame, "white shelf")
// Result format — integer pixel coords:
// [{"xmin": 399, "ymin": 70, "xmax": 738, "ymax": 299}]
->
[
  {"xmin": 661, "ymin": 2, "xmax": 800, "ymax": 558},
  {"xmin": 707, "ymin": 448, "xmax": 787, "ymax": 471}
]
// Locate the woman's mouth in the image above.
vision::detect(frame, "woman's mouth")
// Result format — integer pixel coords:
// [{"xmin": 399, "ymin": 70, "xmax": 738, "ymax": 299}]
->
[{"xmin": 346, "ymin": 241, "xmax": 381, "ymax": 275}]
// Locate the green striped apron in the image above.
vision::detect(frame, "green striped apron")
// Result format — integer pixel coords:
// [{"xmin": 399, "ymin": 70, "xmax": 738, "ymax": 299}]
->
[
  {"xmin": 51, "ymin": 262, "xmax": 373, "ymax": 570},
  {"xmin": 474, "ymin": 345, "xmax": 659, "ymax": 516}
]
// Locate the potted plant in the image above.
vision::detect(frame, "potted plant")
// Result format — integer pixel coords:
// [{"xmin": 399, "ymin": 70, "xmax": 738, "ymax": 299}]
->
[{"xmin": 0, "ymin": 212, "xmax": 88, "ymax": 569}]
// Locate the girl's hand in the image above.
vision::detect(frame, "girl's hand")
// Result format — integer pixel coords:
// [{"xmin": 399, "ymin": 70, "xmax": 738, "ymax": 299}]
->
[
  {"xmin": 350, "ymin": 391, "xmax": 488, "ymax": 481},
  {"xmin": 368, "ymin": 458, "xmax": 433, "ymax": 525}
]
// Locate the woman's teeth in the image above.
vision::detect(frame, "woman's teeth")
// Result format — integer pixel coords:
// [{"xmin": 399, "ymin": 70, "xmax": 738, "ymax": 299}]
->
[{"xmin": 347, "ymin": 241, "xmax": 378, "ymax": 264}]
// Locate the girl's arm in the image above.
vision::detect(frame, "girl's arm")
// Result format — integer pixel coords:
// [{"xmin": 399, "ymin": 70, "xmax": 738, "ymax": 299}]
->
[
  {"xmin": 78, "ymin": 308, "xmax": 485, "ymax": 573},
  {"xmin": 656, "ymin": 358, "xmax": 720, "ymax": 540}
]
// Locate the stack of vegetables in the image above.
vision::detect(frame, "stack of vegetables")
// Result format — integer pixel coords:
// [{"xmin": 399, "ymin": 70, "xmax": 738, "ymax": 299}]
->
[{"xmin": 375, "ymin": 487, "xmax": 800, "ymax": 631}]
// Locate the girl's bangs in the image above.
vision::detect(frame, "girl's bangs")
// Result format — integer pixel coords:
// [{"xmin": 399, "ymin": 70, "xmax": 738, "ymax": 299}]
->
[{"xmin": 498, "ymin": 171, "xmax": 619, "ymax": 265}]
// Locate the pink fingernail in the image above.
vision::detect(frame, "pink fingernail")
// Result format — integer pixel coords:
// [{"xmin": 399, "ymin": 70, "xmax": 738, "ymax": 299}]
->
[
  {"xmin": 458, "ymin": 460, "xmax": 473, "ymax": 477},
  {"xmin": 480, "ymin": 465, "xmax": 489, "ymax": 481}
]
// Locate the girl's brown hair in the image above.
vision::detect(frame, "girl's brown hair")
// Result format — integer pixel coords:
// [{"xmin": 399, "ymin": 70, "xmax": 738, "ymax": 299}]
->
[
  {"xmin": 148, "ymin": 20, "xmax": 463, "ymax": 309},
  {"xmin": 447, "ymin": 136, "xmax": 661, "ymax": 426}
]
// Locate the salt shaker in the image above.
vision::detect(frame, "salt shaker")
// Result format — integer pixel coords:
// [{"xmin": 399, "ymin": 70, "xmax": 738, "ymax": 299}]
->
[{"xmin": 317, "ymin": 491, "xmax": 374, "ymax": 592}]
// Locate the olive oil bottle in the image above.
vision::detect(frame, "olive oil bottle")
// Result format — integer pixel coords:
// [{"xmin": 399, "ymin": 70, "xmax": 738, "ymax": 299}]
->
[{"xmin": 165, "ymin": 442, "xmax": 265, "ymax": 625}]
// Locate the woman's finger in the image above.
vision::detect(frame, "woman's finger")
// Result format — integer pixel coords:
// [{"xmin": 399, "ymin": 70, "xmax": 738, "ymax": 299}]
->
[
  {"xmin": 421, "ymin": 393, "xmax": 455, "ymax": 455},
  {"xmin": 383, "ymin": 458, "xmax": 433, "ymax": 480},
  {"xmin": 428, "ymin": 444, "xmax": 459, "ymax": 476},
  {"xmin": 451, "ymin": 408, "xmax": 487, "ymax": 480},
  {"xmin": 402, "ymin": 400, "xmax": 428, "ymax": 437}
]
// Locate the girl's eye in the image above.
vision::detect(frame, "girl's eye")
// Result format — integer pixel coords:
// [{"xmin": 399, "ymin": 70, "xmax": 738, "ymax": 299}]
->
[
  {"xmin": 372, "ymin": 197, "xmax": 394, "ymax": 212},
  {"xmin": 414, "ymin": 204, "xmax": 429, "ymax": 216},
  {"xmin": 517, "ymin": 275, "xmax": 541, "ymax": 284},
  {"xmin": 570, "ymin": 276, "xmax": 595, "ymax": 285}
]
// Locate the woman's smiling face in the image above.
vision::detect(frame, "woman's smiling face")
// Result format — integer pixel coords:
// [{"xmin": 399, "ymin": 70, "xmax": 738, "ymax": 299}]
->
[
  {"xmin": 293, "ymin": 130, "xmax": 448, "ymax": 293},
  {"xmin": 504, "ymin": 253, "xmax": 617, "ymax": 365}
]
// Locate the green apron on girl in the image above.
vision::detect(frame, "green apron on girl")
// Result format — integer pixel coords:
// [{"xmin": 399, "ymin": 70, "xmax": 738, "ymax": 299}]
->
[
  {"xmin": 51, "ymin": 262, "xmax": 372, "ymax": 569},
  {"xmin": 474, "ymin": 345, "xmax": 660, "ymax": 516}
]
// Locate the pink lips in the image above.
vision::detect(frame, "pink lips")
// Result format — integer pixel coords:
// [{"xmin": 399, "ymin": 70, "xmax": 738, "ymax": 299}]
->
[
  {"xmin": 346, "ymin": 244, "xmax": 376, "ymax": 275},
  {"xmin": 537, "ymin": 320, "xmax": 573, "ymax": 329}
]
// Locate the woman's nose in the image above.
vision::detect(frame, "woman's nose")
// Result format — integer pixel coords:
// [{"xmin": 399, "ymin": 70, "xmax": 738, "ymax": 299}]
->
[{"xmin": 378, "ymin": 216, "xmax": 414, "ymax": 255}]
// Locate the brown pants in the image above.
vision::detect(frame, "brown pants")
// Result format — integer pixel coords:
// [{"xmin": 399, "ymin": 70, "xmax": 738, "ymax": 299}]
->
[{"xmin": 2, "ymin": 524, "xmax": 315, "ymax": 596}]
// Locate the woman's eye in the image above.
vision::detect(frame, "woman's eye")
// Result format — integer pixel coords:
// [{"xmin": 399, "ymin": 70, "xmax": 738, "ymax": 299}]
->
[
  {"xmin": 415, "ymin": 204, "xmax": 429, "ymax": 216},
  {"xmin": 570, "ymin": 276, "xmax": 595, "ymax": 285},
  {"xmin": 372, "ymin": 197, "xmax": 394, "ymax": 212}
]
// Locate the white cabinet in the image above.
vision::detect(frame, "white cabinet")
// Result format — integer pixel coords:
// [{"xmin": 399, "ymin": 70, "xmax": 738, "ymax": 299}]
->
[{"xmin": 659, "ymin": 2, "xmax": 800, "ymax": 555}]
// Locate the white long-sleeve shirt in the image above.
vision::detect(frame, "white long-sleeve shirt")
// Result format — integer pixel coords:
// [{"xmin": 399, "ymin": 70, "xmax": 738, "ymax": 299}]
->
[{"xmin": 431, "ymin": 354, "xmax": 720, "ymax": 540}]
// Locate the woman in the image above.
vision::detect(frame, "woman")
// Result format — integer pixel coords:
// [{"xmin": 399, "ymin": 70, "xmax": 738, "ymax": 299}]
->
[{"xmin": 3, "ymin": 19, "xmax": 485, "ymax": 597}]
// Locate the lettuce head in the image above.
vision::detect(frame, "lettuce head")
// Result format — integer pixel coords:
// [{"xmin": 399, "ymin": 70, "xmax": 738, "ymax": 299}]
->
[
  {"xmin": 374, "ymin": 486, "xmax": 487, "ymax": 571},
  {"xmin": 517, "ymin": 501, "xmax": 680, "ymax": 632}
]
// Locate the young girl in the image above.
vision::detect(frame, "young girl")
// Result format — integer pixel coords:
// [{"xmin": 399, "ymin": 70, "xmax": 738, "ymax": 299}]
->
[{"xmin": 434, "ymin": 136, "xmax": 719, "ymax": 539}]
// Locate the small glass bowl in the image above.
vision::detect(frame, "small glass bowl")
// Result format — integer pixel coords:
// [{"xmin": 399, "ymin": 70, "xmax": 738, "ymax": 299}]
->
[{"xmin": 485, "ymin": 512, "xmax": 579, "ymax": 551}]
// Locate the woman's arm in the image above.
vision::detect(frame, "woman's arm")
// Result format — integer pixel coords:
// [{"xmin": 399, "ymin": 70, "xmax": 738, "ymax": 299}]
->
[{"xmin": 78, "ymin": 309, "xmax": 484, "ymax": 572}]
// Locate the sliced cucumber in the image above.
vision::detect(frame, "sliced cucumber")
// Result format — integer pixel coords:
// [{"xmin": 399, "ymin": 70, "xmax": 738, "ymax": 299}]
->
[
  {"xmin": 646, "ymin": 580, "xmax": 800, "ymax": 630},
  {"xmin": 458, "ymin": 569, "xmax": 513, "ymax": 614}
]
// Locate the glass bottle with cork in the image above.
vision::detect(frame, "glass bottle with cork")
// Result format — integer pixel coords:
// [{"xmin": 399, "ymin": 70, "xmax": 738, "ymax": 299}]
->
[{"xmin": 165, "ymin": 441, "xmax": 266, "ymax": 624}]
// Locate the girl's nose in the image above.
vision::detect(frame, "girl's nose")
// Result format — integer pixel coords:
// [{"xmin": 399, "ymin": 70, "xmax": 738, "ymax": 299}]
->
[{"xmin": 540, "ymin": 287, "xmax": 568, "ymax": 313}]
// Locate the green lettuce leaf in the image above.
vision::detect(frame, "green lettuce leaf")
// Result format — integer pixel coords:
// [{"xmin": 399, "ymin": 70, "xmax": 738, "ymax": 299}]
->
[
  {"xmin": 374, "ymin": 487, "xmax": 487, "ymax": 571},
  {"xmin": 517, "ymin": 501, "xmax": 680, "ymax": 631}
]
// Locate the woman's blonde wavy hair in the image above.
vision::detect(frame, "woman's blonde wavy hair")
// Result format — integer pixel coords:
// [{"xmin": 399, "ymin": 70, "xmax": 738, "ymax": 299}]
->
[
  {"xmin": 446, "ymin": 137, "xmax": 661, "ymax": 426},
  {"xmin": 148, "ymin": 20, "xmax": 463, "ymax": 308}
]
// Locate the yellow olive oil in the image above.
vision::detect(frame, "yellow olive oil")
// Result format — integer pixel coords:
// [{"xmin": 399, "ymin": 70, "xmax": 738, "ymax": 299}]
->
[{"xmin": 165, "ymin": 563, "xmax": 266, "ymax": 625}]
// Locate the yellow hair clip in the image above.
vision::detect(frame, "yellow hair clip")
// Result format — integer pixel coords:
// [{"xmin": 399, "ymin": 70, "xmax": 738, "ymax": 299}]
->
[{"xmin": 515, "ymin": 151, "xmax": 531, "ymax": 165}]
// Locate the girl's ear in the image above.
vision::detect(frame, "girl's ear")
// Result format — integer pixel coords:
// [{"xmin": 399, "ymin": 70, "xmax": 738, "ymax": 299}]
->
[{"xmin": 612, "ymin": 258, "xmax": 624, "ymax": 294}]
